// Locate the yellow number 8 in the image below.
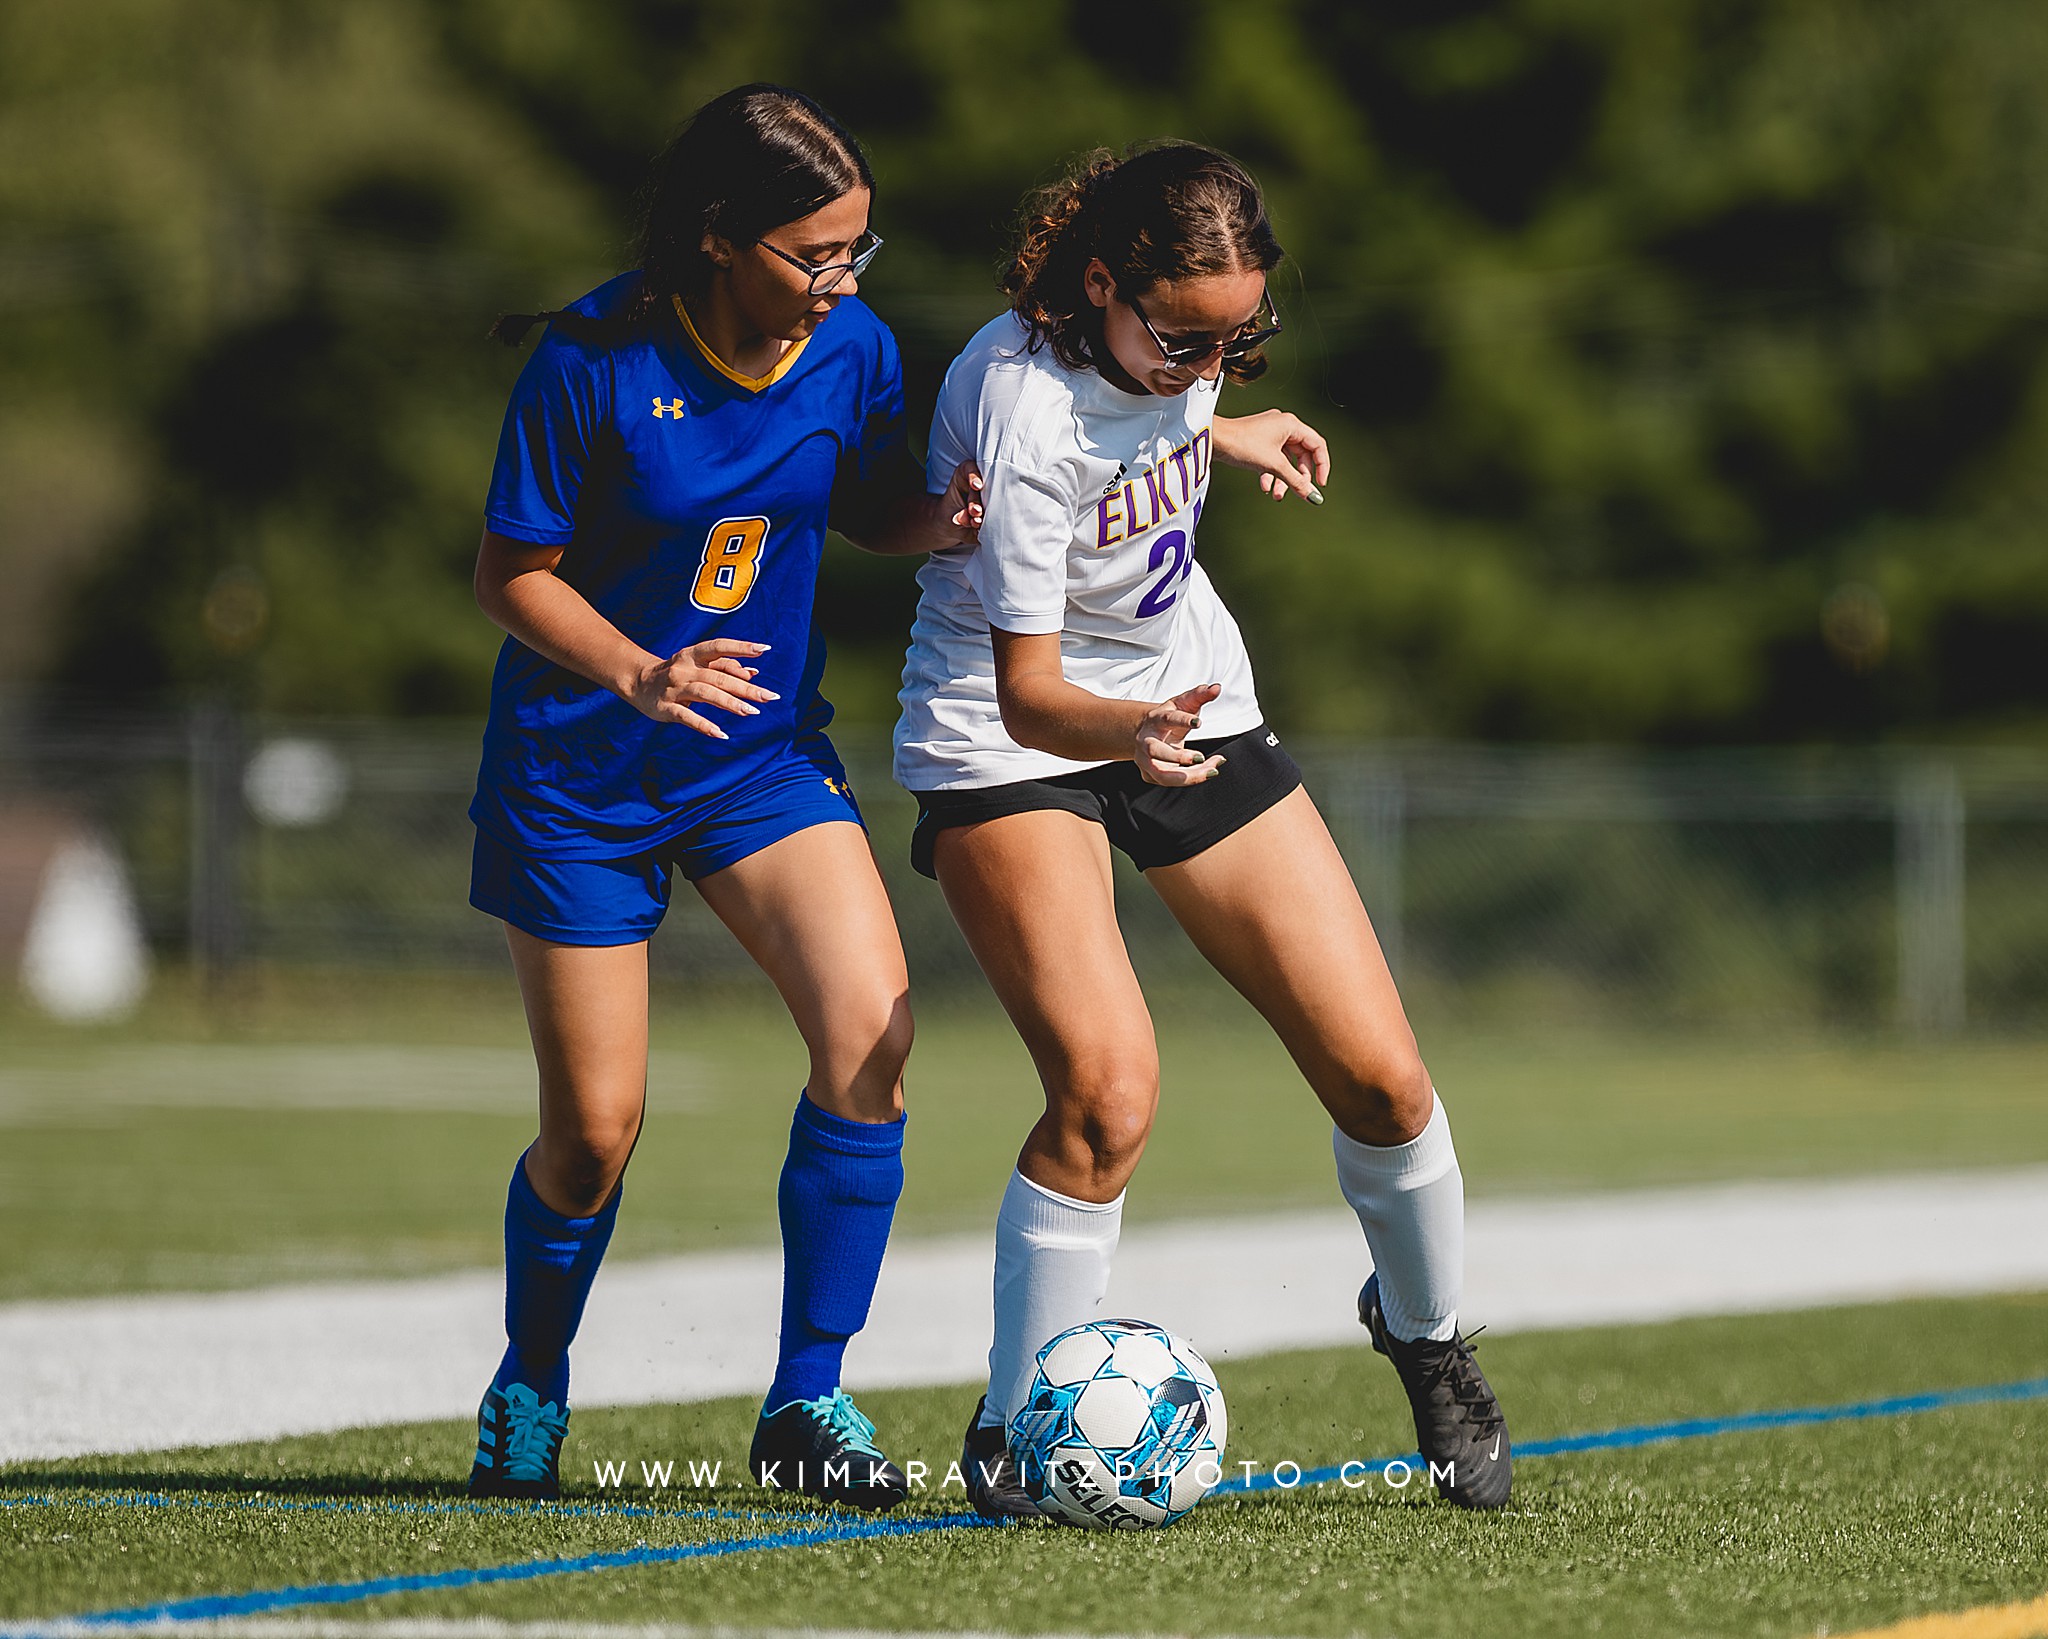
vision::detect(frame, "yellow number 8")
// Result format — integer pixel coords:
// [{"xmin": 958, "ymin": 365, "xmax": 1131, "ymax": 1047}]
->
[{"xmin": 690, "ymin": 516, "xmax": 770, "ymax": 613}]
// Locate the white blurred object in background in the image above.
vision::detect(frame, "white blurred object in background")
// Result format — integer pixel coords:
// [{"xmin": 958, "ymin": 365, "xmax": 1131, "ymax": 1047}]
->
[
  {"xmin": 19, "ymin": 830, "xmax": 150, "ymax": 1021},
  {"xmin": 243, "ymin": 737, "xmax": 348, "ymax": 827}
]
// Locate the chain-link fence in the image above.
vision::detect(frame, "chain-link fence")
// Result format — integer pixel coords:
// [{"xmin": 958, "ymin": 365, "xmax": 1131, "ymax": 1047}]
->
[{"xmin": 4, "ymin": 701, "xmax": 2045, "ymax": 1030}]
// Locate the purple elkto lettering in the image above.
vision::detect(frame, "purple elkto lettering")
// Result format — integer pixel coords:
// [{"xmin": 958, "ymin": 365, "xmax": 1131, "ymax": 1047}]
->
[{"xmin": 1096, "ymin": 489, "xmax": 1124, "ymax": 550}]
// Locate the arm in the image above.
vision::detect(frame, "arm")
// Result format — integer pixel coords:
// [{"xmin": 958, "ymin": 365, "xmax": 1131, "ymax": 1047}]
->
[
  {"xmin": 1211, "ymin": 409, "xmax": 1331, "ymax": 504},
  {"xmin": 990, "ymin": 628, "xmax": 1226, "ymax": 786},
  {"xmin": 832, "ymin": 449, "xmax": 983, "ymax": 557},
  {"xmin": 473, "ymin": 530, "xmax": 776, "ymax": 740}
]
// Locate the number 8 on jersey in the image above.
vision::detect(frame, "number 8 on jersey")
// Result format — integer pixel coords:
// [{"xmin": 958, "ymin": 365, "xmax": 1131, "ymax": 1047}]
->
[{"xmin": 691, "ymin": 516, "xmax": 770, "ymax": 612}]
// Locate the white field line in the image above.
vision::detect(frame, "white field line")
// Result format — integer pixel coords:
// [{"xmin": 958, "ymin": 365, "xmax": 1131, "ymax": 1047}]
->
[{"xmin": 4, "ymin": 1167, "xmax": 2046, "ymax": 1463}]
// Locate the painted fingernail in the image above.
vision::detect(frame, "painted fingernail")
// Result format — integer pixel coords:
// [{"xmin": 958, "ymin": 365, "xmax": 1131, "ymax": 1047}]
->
[
  {"xmin": 760, "ymin": 690, "xmax": 781, "ymax": 700},
  {"xmin": 1305, "ymin": 482, "xmax": 1325, "ymax": 505}
]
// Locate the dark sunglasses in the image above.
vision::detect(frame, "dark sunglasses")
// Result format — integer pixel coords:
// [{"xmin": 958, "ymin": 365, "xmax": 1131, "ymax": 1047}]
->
[
  {"xmin": 755, "ymin": 229, "xmax": 884, "ymax": 295},
  {"xmin": 1126, "ymin": 287, "xmax": 1282, "ymax": 370}
]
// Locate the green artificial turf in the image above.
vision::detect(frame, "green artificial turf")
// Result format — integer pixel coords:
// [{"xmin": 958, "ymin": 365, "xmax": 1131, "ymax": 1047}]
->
[
  {"xmin": 5, "ymin": 1292, "xmax": 2045, "ymax": 1637},
  {"xmin": 4, "ymin": 971, "xmax": 2048, "ymax": 1300}
]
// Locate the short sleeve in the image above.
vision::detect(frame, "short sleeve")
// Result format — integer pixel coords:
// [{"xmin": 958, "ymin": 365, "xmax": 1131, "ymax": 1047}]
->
[
  {"xmin": 483, "ymin": 332, "xmax": 611, "ymax": 546},
  {"xmin": 968, "ymin": 457, "xmax": 1076, "ymax": 636}
]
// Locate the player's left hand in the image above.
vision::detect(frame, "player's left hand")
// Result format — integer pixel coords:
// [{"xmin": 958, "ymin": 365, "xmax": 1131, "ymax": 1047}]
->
[
  {"xmin": 1215, "ymin": 409, "xmax": 1329, "ymax": 505},
  {"xmin": 937, "ymin": 459, "xmax": 984, "ymax": 543}
]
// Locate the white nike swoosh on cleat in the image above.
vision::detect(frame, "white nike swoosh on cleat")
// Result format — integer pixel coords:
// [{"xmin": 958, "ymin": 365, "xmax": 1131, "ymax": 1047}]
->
[{"xmin": 1488, "ymin": 1435, "xmax": 1502, "ymax": 1460}]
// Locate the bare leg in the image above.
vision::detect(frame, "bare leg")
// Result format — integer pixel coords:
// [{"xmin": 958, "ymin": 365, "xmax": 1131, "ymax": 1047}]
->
[
  {"xmin": 506, "ymin": 929, "xmax": 650, "ymax": 1215},
  {"xmin": 1145, "ymin": 786, "xmax": 1433, "ymax": 1145},
  {"xmin": 933, "ymin": 809, "xmax": 1158, "ymax": 1200},
  {"xmin": 693, "ymin": 820, "xmax": 912, "ymax": 1123}
]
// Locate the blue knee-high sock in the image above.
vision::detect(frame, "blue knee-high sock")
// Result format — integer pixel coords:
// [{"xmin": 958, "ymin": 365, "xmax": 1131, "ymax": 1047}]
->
[
  {"xmin": 765, "ymin": 1093, "xmax": 906, "ymax": 1410},
  {"xmin": 491, "ymin": 1152, "xmax": 620, "ymax": 1408}
]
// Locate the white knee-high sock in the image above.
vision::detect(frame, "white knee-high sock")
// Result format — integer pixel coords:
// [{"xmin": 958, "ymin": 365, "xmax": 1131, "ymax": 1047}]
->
[
  {"xmin": 1332, "ymin": 1091, "xmax": 1464, "ymax": 1343},
  {"xmin": 982, "ymin": 1169, "xmax": 1124, "ymax": 1429}
]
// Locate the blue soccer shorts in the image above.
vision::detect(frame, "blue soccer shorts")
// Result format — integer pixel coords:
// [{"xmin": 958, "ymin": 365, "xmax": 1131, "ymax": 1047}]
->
[{"xmin": 470, "ymin": 733, "xmax": 864, "ymax": 946}]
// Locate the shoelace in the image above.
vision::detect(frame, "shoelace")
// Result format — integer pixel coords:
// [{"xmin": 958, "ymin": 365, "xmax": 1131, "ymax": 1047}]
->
[
  {"xmin": 499, "ymin": 1393, "xmax": 568, "ymax": 1477},
  {"xmin": 1415, "ymin": 1333, "xmax": 1506, "ymax": 1438},
  {"xmin": 806, "ymin": 1388, "xmax": 886, "ymax": 1460}
]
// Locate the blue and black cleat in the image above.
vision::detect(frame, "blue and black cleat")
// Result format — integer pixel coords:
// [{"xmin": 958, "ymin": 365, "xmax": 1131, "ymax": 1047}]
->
[
  {"xmin": 467, "ymin": 1380, "xmax": 570, "ymax": 1501},
  {"xmin": 749, "ymin": 1388, "xmax": 908, "ymax": 1511}
]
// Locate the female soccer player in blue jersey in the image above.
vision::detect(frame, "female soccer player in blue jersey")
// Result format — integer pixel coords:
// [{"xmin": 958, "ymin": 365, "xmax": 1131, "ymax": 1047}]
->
[
  {"xmin": 464, "ymin": 84, "xmax": 980, "ymax": 1509},
  {"xmin": 896, "ymin": 144, "xmax": 1513, "ymax": 1517}
]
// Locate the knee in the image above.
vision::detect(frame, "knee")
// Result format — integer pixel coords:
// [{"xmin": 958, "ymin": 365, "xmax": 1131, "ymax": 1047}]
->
[
  {"xmin": 534, "ymin": 1107, "xmax": 641, "ymax": 1209},
  {"xmin": 809, "ymin": 990, "xmax": 913, "ymax": 1120},
  {"xmin": 1330, "ymin": 1050, "xmax": 1435, "ymax": 1147},
  {"xmin": 1052, "ymin": 1049, "xmax": 1159, "ymax": 1181},
  {"xmin": 871, "ymin": 995, "xmax": 915, "ymax": 1083}
]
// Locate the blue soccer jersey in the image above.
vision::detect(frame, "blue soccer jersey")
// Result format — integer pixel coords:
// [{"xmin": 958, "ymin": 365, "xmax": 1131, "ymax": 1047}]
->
[{"xmin": 472, "ymin": 273, "xmax": 905, "ymax": 858}]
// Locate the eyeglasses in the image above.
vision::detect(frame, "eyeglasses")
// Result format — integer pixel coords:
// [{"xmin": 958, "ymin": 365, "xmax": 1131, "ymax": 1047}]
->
[
  {"xmin": 754, "ymin": 229, "xmax": 884, "ymax": 295},
  {"xmin": 1126, "ymin": 287, "xmax": 1282, "ymax": 370}
]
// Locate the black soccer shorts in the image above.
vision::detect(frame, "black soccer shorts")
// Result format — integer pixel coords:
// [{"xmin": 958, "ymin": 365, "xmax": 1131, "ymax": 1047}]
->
[{"xmin": 908, "ymin": 721, "xmax": 1303, "ymax": 879}]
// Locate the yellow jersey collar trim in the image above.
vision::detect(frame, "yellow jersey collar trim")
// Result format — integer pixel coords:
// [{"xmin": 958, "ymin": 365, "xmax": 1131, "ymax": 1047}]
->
[{"xmin": 672, "ymin": 294, "xmax": 812, "ymax": 393}]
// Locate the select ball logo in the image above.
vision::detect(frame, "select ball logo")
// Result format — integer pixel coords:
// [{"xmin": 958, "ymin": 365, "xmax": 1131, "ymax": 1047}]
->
[{"xmin": 1010, "ymin": 1319, "xmax": 1227, "ymax": 1530}]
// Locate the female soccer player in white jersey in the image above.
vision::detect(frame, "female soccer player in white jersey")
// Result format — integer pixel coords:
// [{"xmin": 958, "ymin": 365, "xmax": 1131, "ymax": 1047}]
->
[
  {"xmin": 896, "ymin": 143, "xmax": 1512, "ymax": 1514},
  {"xmin": 465, "ymin": 85, "xmax": 981, "ymax": 1509}
]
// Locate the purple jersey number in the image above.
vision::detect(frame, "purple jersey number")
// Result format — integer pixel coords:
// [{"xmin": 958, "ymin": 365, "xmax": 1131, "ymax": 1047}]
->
[{"xmin": 1135, "ymin": 501, "xmax": 1204, "ymax": 618}]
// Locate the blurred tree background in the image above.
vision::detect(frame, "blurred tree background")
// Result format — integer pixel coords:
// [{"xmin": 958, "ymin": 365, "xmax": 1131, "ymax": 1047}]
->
[{"xmin": 3, "ymin": 0, "xmax": 2045, "ymax": 743}]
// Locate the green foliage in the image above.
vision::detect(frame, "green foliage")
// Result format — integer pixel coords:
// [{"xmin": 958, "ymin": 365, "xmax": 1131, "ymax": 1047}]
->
[{"xmin": 6, "ymin": 0, "xmax": 2048, "ymax": 736}]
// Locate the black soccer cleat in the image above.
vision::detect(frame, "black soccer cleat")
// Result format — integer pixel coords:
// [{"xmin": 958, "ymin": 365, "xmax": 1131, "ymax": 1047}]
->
[
  {"xmin": 749, "ymin": 1388, "xmax": 908, "ymax": 1512},
  {"xmin": 467, "ymin": 1381, "xmax": 569, "ymax": 1501},
  {"xmin": 960, "ymin": 1396, "xmax": 1044, "ymax": 1521},
  {"xmin": 1358, "ymin": 1272, "xmax": 1513, "ymax": 1510}
]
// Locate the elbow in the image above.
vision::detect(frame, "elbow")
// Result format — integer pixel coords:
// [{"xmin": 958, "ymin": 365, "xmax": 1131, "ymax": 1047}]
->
[
  {"xmin": 995, "ymin": 688, "xmax": 1056, "ymax": 755},
  {"xmin": 473, "ymin": 569, "xmax": 506, "ymax": 629}
]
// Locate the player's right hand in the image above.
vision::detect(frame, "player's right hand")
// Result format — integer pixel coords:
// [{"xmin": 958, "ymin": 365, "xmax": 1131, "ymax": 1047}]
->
[
  {"xmin": 625, "ymin": 638, "xmax": 780, "ymax": 739},
  {"xmin": 1135, "ymin": 683, "xmax": 1225, "ymax": 786}
]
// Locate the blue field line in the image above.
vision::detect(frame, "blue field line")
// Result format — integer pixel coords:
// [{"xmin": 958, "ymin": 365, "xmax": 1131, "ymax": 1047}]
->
[
  {"xmin": 30, "ymin": 1510, "xmax": 994, "ymax": 1633},
  {"xmin": 0, "ymin": 1491, "xmax": 741, "ymax": 1523},
  {"xmin": 1210, "ymin": 1373, "xmax": 2048, "ymax": 1495}
]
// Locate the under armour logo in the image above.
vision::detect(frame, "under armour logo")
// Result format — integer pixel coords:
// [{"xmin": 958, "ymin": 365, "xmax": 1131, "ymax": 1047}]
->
[
  {"xmin": 1265, "ymin": 732, "xmax": 1279, "ymax": 746},
  {"xmin": 651, "ymin": 397, "xmax": 687, "ymax": 419},
  {"xmin": 824, "ymin": 776, "xmax": 853, "ymax": 798}
]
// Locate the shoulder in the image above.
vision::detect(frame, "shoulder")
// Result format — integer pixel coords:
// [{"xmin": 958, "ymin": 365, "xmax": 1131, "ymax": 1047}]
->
[
  {"xmin": 569, "ymin": 271, "xmax": 645, "ymax": 322},
  {"xmin": 944, "ymin": 313, "xmax": 1081, "ymax": 445},
  {"xmin": 813, "ymin": 294, "xmax": 899, "ymax": 372},
  {"xmin": 524, "ymin": 273, "xmax": 651, "ymax": 377}
]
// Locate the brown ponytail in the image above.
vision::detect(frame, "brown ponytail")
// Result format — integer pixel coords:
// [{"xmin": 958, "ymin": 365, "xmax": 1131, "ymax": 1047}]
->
[{"xmin": 1000, "ymin": 141, "xmax": 1284, "ymax": 383}]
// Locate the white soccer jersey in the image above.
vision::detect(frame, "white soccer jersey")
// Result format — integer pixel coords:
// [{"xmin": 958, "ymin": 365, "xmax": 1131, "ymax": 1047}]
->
[{"xmin": 893, "ymin": 311, "xmax": 1263, "ymax": 791}]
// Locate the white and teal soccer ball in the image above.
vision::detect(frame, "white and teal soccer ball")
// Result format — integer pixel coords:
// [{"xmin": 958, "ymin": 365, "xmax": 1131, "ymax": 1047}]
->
[{"xmin": 1008, "ymin": 1318, "xmax": 1227, "ymax": 1530}]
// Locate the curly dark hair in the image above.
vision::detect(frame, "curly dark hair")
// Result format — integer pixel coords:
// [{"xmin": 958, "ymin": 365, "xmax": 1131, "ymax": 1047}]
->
[
  {"xmin": 1001, "ymin": 141, "xmax": 1284, "ymax": 384},
  {"xmin": 491, "ymin": 83, "xmax": 872, "ymax": 346}
]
